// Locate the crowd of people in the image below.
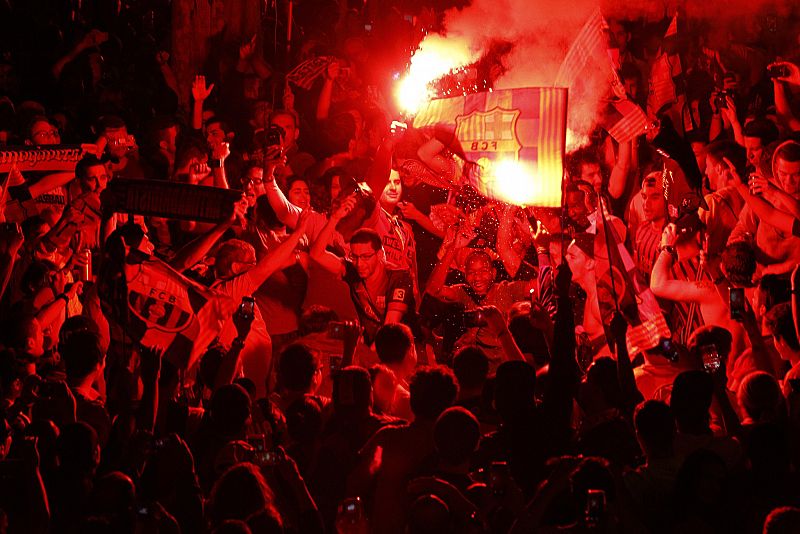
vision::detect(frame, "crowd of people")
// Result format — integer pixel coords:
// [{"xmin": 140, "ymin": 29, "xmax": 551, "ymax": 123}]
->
[{"xmin": 2, "ymin": 1, "xmax": 800, "ymax": 533}]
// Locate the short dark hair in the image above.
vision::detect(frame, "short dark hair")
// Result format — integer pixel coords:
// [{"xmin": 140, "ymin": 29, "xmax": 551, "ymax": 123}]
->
[
  {"xmin": 97, "ymin": 115, "xmax": 127, "ymax": 132},
  {"xmin": 706, "ymin": 139, "xmax": 747, "ymax": 181},
  {"xmin": 298, "ymin": 305, "xmax": 339, "ymax": 336},
  {"xmin": 374, "ymin": 323, "xmax": 414, "ymax": 365},
  {"xmin": 758, "ymin": 274, "xmax": 791, "ymax": 312},
  {"xmin": 409, "ymin": 366, "xmax": 458, "ymax": 420},
  {"xmin": 566, "ymin": 147, "xmax": 602, "ymax": 181},
  {"xmin": 742, "ymin": 118, "xmax": 779, "ymax": 146},
  {"xmin": 61, "ymin": 331, "xmax": 104, "ymax": 381},
  {"xmin": 269, "ymin": 109, "xmax": 299, "ymax": 129},
  {"xmin": 670, "ymin": 371, "xmax": 712, "ymax": 430},
  {"xmin": 277, "ymin": 343, "xmax": 318, "ymax": 392},
  {"xmin": 765, "ymin": 302, "xmax": 800, "ymax": 352},
  {"xmin": 434, "ymin": 407, "xmax": 480, "ymax": 465},
  {"xmin": 75, "ymin": 154, "xmax": 105, "ymax": 182},
  {"xmin": 775, "ymin": 141, "xmax": 800, "ymax": 165},
  {"xmin": 349, "ymin": 228, "xmax": 383, "ymax": 250},
  {"xmin": 333, "ymin": 366, "xmax": 373, "ymax": 414},
  {"xmin": 635, "ymin": 400, "xmax": 675, "ymax": 452},
  {"xmin": 452, "ymin": 347, "xmax": 489, "ymax": 390}
]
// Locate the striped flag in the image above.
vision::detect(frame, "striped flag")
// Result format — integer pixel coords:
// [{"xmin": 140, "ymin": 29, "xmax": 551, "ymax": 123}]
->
[
  {"xmin": 647, "ymin": 15, "xmax": 685, "ymax": 118},
  {"xmin": 594, "ymin": 202, "xmax": 671, "ymax": 355},
  {"xmin": 600, "ymin": 98, "xmax": 649, "ymax": 144},
  {"xmin": 413, "ymin": 87, "xmax": 568, "ymax": 207},
  {"xmin": 555, "ymin": 8, "xmax": 610, "ymax": 90},
  {"xmin": 286, "ymin": 56, "xmax": 333, "ymax": 90}
]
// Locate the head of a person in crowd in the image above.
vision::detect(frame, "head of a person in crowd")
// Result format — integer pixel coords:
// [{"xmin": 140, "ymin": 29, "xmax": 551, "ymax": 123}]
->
[
  {"xmin": 380, "ymin": 170, "xmax": 403, "ymax": 210},
  {"xmin": 763, "ymin": 506, "xmax": 800, "ymax": 534},
  {"xmin": 567, "ymin": 148, "xmax": 604, "ymax": 192},
  {"xmin": 214, "ymin": 239, "xmax": 257, "ymax": 279},
  {"xmin": 149, "ymin": 114, "xmax": 179, "ymax": 159},
  {"xmin": 369, "ymin": 364, "xmax": 397, "ymax": 415},
  {"xmin": 619, "ymin": 61, "xmax": 642, "ymax": 101},
  {"xmin": 608, "ymin": 19, "xmax": 630, "ymax": 52},
  {"xmin": 242, "ymin": 164, "xmax": 266, "ymax": 207},
  {"xmin": 91, "ymin": 471, "xmax": 136, "ymax": 520},
  {"xmin": 57, "ymin": 422, "xmax": 101, "ymax": 476},
  {"xmin": 673, "ymin": 449, "xmax": 727, "ymax": 517},
  {"xmin": 578, "ymin": 357, "xmax": 623, "ymax": 417},
  {"xmin": 75, "ymin": 154, "xmax": 110, "ymax": 194},
  {"xmin": 61, "ymin": 330, "xmax": 105, "ymax": 386},
  {"xmin": 209, "ymin": 384, "xmax": 251, "ymax": 439},
  {"xmin": 753, "ymin": 274, "xmax": 791, "ymax": 324},
  {"xmin": 687, "ymin": 325, "xmax": 733, "ymax": 369},
  {"xmin": 765, "ymin": 302, "xmax": 800, "ymax": 365},
  {"xmin": 434, "ymin": 406, "xmax": 480, "ymax": 469},
  {"xmin": 742, "ymin": 117, "xmax": 779, "ymax": 169},
  {"xmin": 298, "ymin": 305, "xmax": 339, "ymax": 336},
  {"xmin": 285, "ymin": 395, "xmax": 324, "ymax": 450},
  {"xmin": 670, "ymin": 370, "xmax": 713, "ymax": 435},
  {"xmin": 640, "ymin": 172, "xmax": 668, "ymax": 224},
  {"xmin": 276, "ymin": 343, "xmax": 321, "ymax": 396},
  {"xmin": 20, "ymin": 215, "xmax": 50, "ymax": 249},
  {"xmin": 494, "ymin": 360, "xmax": 536, "ymax": 421},
  {"xmin": 374, "ymin": 323, "xmax": 417, "ymax": 381},
  {"xmin": 569, "ymin": 456, "xmax": 616, "ymax": 521},
  {"xmin": 333, "ymin": 366, "xmax": 373, "ymax": 419},
  {"xmin": 206, "ymin": 117, "xmax": 234, "ymax": 150},
  {"xmin": 673, "ymin": 211, "xmax": 704, "ymax": 250},
  {"xmin": 463, "ymin": 250, "xmax": 496, "ymax": 297},
  {"xmin": 565, "ymin": 181, "xmax": 596, "ymax": 229},
  {"xmin": 311, "ymin": 167, "xmax": 345, "ymax": 214},
  {"xmin": 249, "ymin": 99, "xmax": 273, "ymax": 131},
  {"xmin": 409, "ymin": 366, "xmax": 458, "ymax": 422},
  {"xmin": 406, "ymin": 494, "xmax": 451, "ymax": 534},
  {"xmin": 286, "ymin": 176, "xmax": 310, "ymax": 210},
  {"xmin": 348, "ymin": 228, "xmax": 384, "ymax": 280},
  {"xmin": 19, "ymin": 259, "xmax": 57, "ymax": 298},
  {"xmin": 208, "ymin": 462, "xmax": 278, "ymax": 527},
  {"xmin": 105, "ymin": 222, "xmax": 154, "ymax": 266},
  {"xmin": 772, "ymin": 141, "xmax": 800, "ymax": 197},
  {"xmin": 507, "ymin": 307, "xmax": 550, "ymax": 366},
  {"xmin": 721, "ymin": 241, "xmax": 757, "ymax": 288},
  {"xmin": 452, "ymin": 346, "xmax": 489, "ymax": 400},
  {"xmin": 634, "ymin": 400, "xmax": 675, "ymax": 460},
  {"xmin": 98, "ymin": 115, "xmax": 133, "ymax": 160},
  {"xmin": 25, "ymin": 115, "xmax": 60, "ymax": 145},
  {"xmin": 11, "ymin": 315, "xmax": 45, "ymax": 361},
  {"xmin": 0, "ymin": 349, "xmax": 25, "ymax": 407},
  {"xmin": 174, "ymin": 144, "xmax": 210, "ymax": 185},
  {"xmin": 269, "ymin": 109, "xmax": 300, "ymax": 153},
  {"xmin": 566, "ymin": 233, "xmax": 595, "ymax": 290},
  {"xmin": 705, "ymin": 139, "xmax": 747, "ymax": 191},
  {"xmin": 738, "ymin": 371, "xmax": 786, "ymax": 424}
]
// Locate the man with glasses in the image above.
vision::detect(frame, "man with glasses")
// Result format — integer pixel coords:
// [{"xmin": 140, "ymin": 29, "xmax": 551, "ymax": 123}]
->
[{"xmin": 310, "ymin": 197, "xmax": 416, "ymax": 344}]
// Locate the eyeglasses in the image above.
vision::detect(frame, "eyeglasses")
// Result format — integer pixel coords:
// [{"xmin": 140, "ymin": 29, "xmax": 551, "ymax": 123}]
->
[{"xmin": 349, "ymin": 252, "xmax": 376, "ymax": 263}]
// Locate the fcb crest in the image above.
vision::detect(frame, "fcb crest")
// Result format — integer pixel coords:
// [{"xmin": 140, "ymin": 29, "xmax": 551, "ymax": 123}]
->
[{"xmin": 455, "ymin": 108, "xmax": 522, "ymax": 160}]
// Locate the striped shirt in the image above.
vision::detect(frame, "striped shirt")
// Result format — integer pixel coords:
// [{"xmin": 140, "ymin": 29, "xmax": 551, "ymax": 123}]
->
[
  {"xmin": 670, "ymin": 256, "xmax": 713, "ymax": 343},
  {"xmin": 635, "ymin": 222, "xmax": 664, "ymax": 282}
]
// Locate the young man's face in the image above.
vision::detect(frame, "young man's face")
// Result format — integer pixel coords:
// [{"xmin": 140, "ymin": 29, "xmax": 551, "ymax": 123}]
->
[
  {"xmin": 744, "ymin": 136, "xmax": 764, "ymax": 168},
  {"xmin": 270, "ymin": 113, "xmax": 298, "ymax": 151},
  {"xmin": 206, "ymin": 122, "xmax": 227, "ymax": 147},
  {"xmin": 566, "ymin": 191, "xmax": 590, "ymax": 225},
  {"xmin": 776, "ymin": 157, "xmax": 800, "ymax": 196},
  {"xmin": 705, "ymin": 156, "xmax": 724, "ymax": 191},
  {"xmin": 641, "ymin": 186, "xmax": 667, "ymax": 223},
  {"xmin": 350, "ymin": 242, "xmax": 381, "ymax": 279},
  {"xmin": 243, "ymin": 167, "xmax": 265, "ymax": 206},
  {"xmin": 82, "ymin": 164, "xmax": 110, "ymax": 193},
  {"xmin": 380, "ymin": 173, "xmax": 402, "ymax": 207},
  {"xmin": 580, "ymin": 163, "xmax": 603, "ymax": 192},
  {"xmin": 566, "ymin": 242, "xmax": 592, "ymax": 285},
  {"xmin": 464, "ymin": 255, "xmax": 495, "ymax": 296},
  {"xmin": 29, "ymin": 120, "xmax": 60, "ymax": 145}
]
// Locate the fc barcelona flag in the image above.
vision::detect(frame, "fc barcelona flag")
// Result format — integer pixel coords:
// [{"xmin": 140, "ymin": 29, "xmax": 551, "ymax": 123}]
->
[
  {"xmin": 412, "ymin": 87, "xmax": 567, "ymax": 207},
  {"xmin": 594, "ymin": 203, "xmax": 671, "ymax": 355}
]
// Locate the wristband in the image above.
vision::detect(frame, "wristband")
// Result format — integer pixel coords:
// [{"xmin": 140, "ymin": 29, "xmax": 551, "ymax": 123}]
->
[
  {"xmin": 659, "ymin": 244, "xmax": 676, "ymax": 257},
  {"xmin": 208, "ymin": 158, "xmax": 223, "ymax": 168},
  {"xmin": 57, "ymin": 293, "xmax": 70, "ymax": 304},
  {"xmin": 231, "ymin": 337, "xmax": 246, "ymax": 350}
]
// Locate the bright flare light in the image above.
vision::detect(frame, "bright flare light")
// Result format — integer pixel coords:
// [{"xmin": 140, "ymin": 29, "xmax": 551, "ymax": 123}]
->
[
  {"xmin": 395, "ymin": 35, "xmax": 478, "ymax": 116},
  {"xmin": 491, "ymin": 159, "xmax": 539, "ymax": 206}
]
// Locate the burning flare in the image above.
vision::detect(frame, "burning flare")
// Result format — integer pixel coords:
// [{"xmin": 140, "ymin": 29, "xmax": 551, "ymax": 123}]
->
[{"xmin": 395, "ymin": 35, "xmax": 478, "ymax": 116}]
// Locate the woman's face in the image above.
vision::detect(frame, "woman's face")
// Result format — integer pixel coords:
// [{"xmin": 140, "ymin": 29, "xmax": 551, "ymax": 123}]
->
[
  {"xmin": 288, "ymin": 179, "xmax": 310, "ymax": 209},
  {"xmin": 330, "ymin": 176, "xmax": 342, "ymax": 202}
]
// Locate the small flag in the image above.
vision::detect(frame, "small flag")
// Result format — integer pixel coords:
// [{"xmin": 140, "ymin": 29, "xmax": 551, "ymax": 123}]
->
[
  {"xmin": 555, "ymin": 8, "xmax": 610, "ymax": 90},
  {"xmin": 594, "ymin": 202, "xmax": 671, "ymax": 355},
  {"xmin": 601, "ymin": 98, "xmax": 649, "ymax": 144},
  {"xmin": 647, "ymin": 15, "xmax": 686, "ymax": 119}
]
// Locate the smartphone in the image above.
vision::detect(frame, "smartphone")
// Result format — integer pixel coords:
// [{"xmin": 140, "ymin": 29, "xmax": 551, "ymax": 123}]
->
[
  {"xmin": 489, "ymin": 461, "xmax": 512, "ymax": 497},
  {"xmin": 768, "ymin": 65, "xmax": 790, "ymax": 78},
  {"xmin": 328, "ymin": 321, "xmax": 348, "ymax": 340},
  {"xmin": 239, "ymin": 296, "xmax": 255, "ymax": 319},
  {"xmin": 338, "ymin": 497, "xmax": 364, "ymax": 525},
  {"xmin": 700, "ymin": 344, "xmax": 721, "ymax": 373},
  {"xmin": 729, "ymin": 287, "xmax": 745, "ymax": 320},
  {"xmin": 585, "ymin": 489, "xmax": 606, "ymax": 526}
]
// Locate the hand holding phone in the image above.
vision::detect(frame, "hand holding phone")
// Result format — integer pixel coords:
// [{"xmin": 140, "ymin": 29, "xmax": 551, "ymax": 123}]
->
[{"xmin": 729, "ymin": 287, "xmax": 745, "ymax": 321}]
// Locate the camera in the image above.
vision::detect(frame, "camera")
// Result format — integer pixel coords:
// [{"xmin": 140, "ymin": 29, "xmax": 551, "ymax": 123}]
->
[
  {"xmin": 338, "ymin": 497, "xmax": 364, "ymax": 524},
  {"xmin": 768, "ymin": 65, "xmax": 790, "ymax": 79},
  {"xmin": 585, "ymin": 489, "xmax": 606, "ymax": 526},
  {"xmin": 713, "ymin": 90, "xmax": 732, "ymax": 110},
  {"xmin": 264, "ymin": 124, "xmax": 285, "ymax": 149},
  {"xmin": 464, "ymin": 309, "xmax": 488, "ymax": 328},
  {"xmin": 328, "ymin": 321, "xmax": 348, "ymax": 340}
]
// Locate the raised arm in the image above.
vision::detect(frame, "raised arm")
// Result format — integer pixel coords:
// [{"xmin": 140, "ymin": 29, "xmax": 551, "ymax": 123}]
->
[
  {"xmin": 424, "ymin": 230, "xmax": 470, "ymax": 301},
  {"xmin": 608, "ymin": 139, "xmax": 631, "ymax": 200},
  {"xmin": 191, "ymin": 75, "xmax": 214, "ymax": 131},
  {"xmin": 309, "ymin": 196, "xmax": 354, "ymax": 276},
  {"xmin": 496, "ymin": 204, "xmax": 525, "ymax": 278},
  {"xmin": 247, "ymin": 211, "xmax": 310, "ymax": 288},
  {"xmin": 263, "ymin": 156, "xmax": 303, "ymax": 227},
  {"xmin": 771, "ymin": 61, "xmax": 800, "ymax": 132},
  {"xmin": 650, "ymin": 224, "xmax": 717, "ymax": 303},
  {"xmin": 316, "ymin": 61, "xmax": 338, "ymax": 121}
]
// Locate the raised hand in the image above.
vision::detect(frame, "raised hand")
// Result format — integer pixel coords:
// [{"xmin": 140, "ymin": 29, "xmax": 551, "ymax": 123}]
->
[{"xmin": 192, "ymin": 75, "xmax": 214, "ymax": 101}]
